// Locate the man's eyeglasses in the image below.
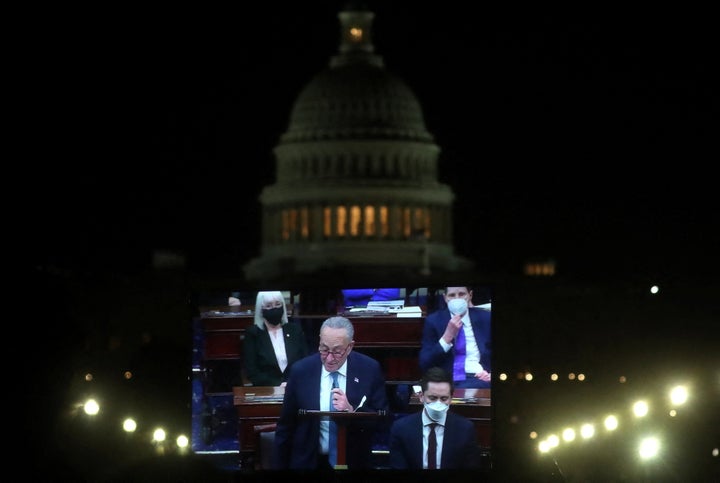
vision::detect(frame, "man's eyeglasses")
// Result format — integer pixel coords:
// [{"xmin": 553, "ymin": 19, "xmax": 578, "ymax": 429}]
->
[{"xmin": 318, "ymin": 345, "xmax": 349, "ymax": 359}]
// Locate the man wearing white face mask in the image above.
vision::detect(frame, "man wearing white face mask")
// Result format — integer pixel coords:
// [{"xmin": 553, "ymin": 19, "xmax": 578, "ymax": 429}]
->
[
  {"xmin": 388, "ymin": 367, "xmax": 480, "ymax": 469},
  {"xmin": 419, "ymin": 287, "xmax": 491, "ymax": 388}
]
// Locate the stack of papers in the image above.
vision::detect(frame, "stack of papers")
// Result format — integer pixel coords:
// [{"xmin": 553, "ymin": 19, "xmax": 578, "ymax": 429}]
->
[
  {"xmin": 367, "ymin": 300, "xmax": 406, "ymax": 311},
  {"xmin": 392, "ymin": 306, "xmax": 422, "ymax": 318}
]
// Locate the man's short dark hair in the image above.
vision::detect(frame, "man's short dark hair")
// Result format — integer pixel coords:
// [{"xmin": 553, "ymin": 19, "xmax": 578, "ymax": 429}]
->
[{"xmin": 420, "ymin": 366, "xmax": 453, "ymax": 392}]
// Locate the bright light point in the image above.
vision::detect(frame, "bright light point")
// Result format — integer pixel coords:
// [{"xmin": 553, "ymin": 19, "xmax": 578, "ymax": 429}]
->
[
  {"xmin": 547, "ymin": 434, "xmax": 560, "ymax": 448},
  {"xmin": 550, "ymin": 373, "xmax": 558, "ymax": 381},
  {"xmin": 538, "ymin": 440, "xmax": 552, "ymax": 453},
  {"xmin": 638, "ymin": 437, "xmax": 660, "ymax": 460},
  {"xmin": 712, "ymin": 447, "xmax": 719, "ymax": 457},
  {"xmin": 152, "ymin": 428, "xmax": 167, "ymax": 442},
  {"xmin": 84, "ymin": 373, "xmax": 93, "ymax": 382},
  {"xmin": 568, "ymin": 373, "xmax": 576, "ymax": 380},
  {"xmin": 562, "ymin": 428, "xmax": 576, "ymax": 442},
  {"xmin": 529, "ymin": 431, "xmax": 538, "ymax": 439},
  {"xmin": 123, "ymin": 418, "xmax": 137, "ymax": 432},
  {"xmin": 633, "ymin": 400, "xmax": 649, "ymax": 417},
  {"xmin": 669, "ymin": 385, "xmax": 689, "ymax": 406},
  {"xmin": 84, "ymin": 399, "xmax": 100, "ymax": 416},
  {"xmin": 650, "ymin": 285, "xmax": 659, "ymax": 294},
  {"xmin": 176, "ymin": 435, "xmax": 189, "ymax": 448},
  {"xmin": 580, "ymin": 423, "xmax": 595, "ymax": 439},
  {"xmin": 525, "ymin": 372, "xmax": 533, "ymax": 381},
  {"xmin": 124, "ymin": 371, "xmax": 133, "ymax": 380},
  {"xmin": 669, "ymin": 409, "xmax": 677, "ymax": 417},
  {"xmin": 619, "ymin": 376, "xmax": 627, "ymax": 383},
  {"xmin": 604, "ymin": 415, "xmax": 619, "ymax": 431},
  {"xmin": 499, "ymin": 373, "xmax": 507, "ymax": 381},
  {"xmin": 577, "ymin": 373, "xmax": 585, "ymax": 381}
]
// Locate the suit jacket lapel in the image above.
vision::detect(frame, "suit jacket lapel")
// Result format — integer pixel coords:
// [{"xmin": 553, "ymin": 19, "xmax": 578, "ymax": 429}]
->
[
  {"xmin": 415, "ymin": 415, "xmax": 426, "ymax": 468},
  {"xmin": 344, "ymin": 352, "xmax": 358, "ymax": 403}
]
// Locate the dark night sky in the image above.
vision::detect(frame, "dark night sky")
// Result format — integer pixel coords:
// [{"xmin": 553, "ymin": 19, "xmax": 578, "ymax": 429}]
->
[
  {"xmin": 27, "ymin": 6, "xmax": 718, "ymax": 479},
  {"xmin": 36, "ymin": 2, "xmax": 718, "ymax": 282}
]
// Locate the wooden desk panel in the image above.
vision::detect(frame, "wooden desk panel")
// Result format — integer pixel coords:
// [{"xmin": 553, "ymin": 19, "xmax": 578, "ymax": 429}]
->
[
  {"xmin": 203, "ymin": 315, "xmax": 253, "ymax": 359},
  {"xmin": 233, "ymin": 386, "xmax": 284, "ymax": 462},
  {"xmin": 349, "ymin": 317, "xmax": 423, "ymax": 347},
  {"xmin": 204, "ymin": 314, "xmax": 425, "ymax": 379},
  {"xmin": 233, "ymin": 386, "xmax": 492, "ymax": 465}
]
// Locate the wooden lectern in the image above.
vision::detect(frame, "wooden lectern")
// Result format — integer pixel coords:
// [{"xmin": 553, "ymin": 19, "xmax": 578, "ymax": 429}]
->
[{"xmin": 297, "ymin": 409, "xmax": 387, "ymax": 470}]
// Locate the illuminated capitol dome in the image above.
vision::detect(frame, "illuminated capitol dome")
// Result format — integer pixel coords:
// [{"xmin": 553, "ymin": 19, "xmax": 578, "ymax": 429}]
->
[{"xmin": 244, "ymin": 5, "xmax": 473, "ymax": 282}]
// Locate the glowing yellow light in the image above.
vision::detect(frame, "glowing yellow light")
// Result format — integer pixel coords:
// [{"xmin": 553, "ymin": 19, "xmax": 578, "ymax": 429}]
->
[
  {"xmin": 525, "ymin": 373, "xmax": 533, "ymax": 381},
  {"xmin": 650, "ymin": 285, "xmax": 659, "ymax": 294},
  {"xmin": 638, "ymin": 437, "xmax": 660, "ymax": 459},
  {"xmin": 529, "ymin": 431, "xmax": 538, "ymax": 439},
  {"xmin": 123, "ymin": 418, "xmax": 137, "ymax": 433},
  {"xmin": 562, "ymin": 428, "xmax": 576, "ymax": 442},
  {"xmin": 633, "ymin": 400, "xmax": 649, "ymax": 418},
  {"xmin": 568, "ymin": 373, "xmax": 576, "ymax": 380},
  {"xmin": 604, "ymin": 415, "xmax": 619, "ymax": 431},
  {"xmin": 176, "ymin": 435, "xmax": 189, "ymax": 448},
  {"xmin": 538, "ymin": 440, "xmax": 552, "ymax": 453},
  {"xmin": 152, "ymin": 428, "xmax": 167, "ymax": 442},
  {"xmin": 550, "ymin": 373, "xmax": 558, "ymax": 381},
  {"xmin": 580, "ymin": 423, "xmax": 595, "ymax": 439},
  {"xmin": 349, "ymin": 27, "xmax": 363, "ymax": 42},
  {"xmin": 499, "ymin": 373, "xmax": 507, "ymax": 381},
  {"xmin": 577, "ymin": 373, "xmax": 585, "ymax": 381},
  {"xmin": 84, "ymin": 399, "xmax": 100, "ymax": 416},
  {"xmin": 84, "ymin": 373, "xmax": 93, "ymax": 382},
  {"xmin": 124, "ymin": 371, "xmax": 132, "ymax": 380},
  {"xmin": 669, "ymin": 385, "xmax": 689, "ymax": 406}
]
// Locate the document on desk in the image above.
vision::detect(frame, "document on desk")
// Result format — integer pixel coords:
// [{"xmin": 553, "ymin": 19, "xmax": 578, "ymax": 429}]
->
[
  {"xmin": 367, "ymin": 300, "xmax": 405, "ymax": 311},
  {"xmin": 393, "ymin": 306, "xmax": 422, "ymax": 318}
]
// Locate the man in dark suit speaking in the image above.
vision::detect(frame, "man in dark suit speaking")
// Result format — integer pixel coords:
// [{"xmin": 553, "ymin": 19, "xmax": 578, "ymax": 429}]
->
[
  {"xmin": 388, "ymin": 367, "xmax": 481, "ymax": 470},
  {"xmin": 272, "ymin": 316, "xmax": 389, "ymax": 470}
]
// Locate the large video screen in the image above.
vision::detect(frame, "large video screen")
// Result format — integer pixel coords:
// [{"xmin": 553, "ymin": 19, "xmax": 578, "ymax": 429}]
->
[{"xmin": 191, "ymin": 283, "xmax": 493, "ymax": 475}]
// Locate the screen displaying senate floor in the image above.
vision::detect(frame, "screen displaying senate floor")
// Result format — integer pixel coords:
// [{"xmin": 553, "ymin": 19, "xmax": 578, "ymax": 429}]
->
[{"xmin": 192, "ymin": 285, "xmax": 493, "ymax": 473}]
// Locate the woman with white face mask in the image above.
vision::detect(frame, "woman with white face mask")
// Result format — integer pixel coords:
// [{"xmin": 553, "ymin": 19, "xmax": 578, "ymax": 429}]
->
[
  {"xmin": 419, "ymin": 286, "xmax": 492, "ymax": 389},
  {"xmin": 388, "ymin": 367, "xmax": 481, "ymax": 469}
]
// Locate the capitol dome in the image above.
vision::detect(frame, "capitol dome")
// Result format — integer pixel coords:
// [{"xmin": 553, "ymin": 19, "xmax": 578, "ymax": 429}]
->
[
  {"xmin": 281, "ymin": 60, "xmax": 434, "ymax": 144},
  {"xmin": 244, "ymin": 6, "xmax": 473, "ymax": 283}
]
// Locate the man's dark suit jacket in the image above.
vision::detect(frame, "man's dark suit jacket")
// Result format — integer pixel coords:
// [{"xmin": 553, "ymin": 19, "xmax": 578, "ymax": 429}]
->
[
  {"xmin": 271, "ymin": 350, "xmax": 389, "ymax": 470},
  {"xmin": 388, "ymin": 411, "xmax": 481, "ymax": 469},
  {"xmin": 242, "ymin": 322, "xmax": 308, "ymax": 386},
  {"xmin": 419, "ymin": 306, "xmax": 492, "ymax": 376}
]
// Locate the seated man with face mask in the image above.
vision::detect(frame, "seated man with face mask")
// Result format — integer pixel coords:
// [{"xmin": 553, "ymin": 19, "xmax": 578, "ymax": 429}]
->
[
  {"xmin": 419, "ymin": 286, "xmax": 491, "ymax": 389},
  {"xmin": 389, "ymin": 367, "xmax": 481, "ymax": 469},
  {"xmin": 242, "ymin": 291, "xmax": 309, "ymax": 387}
]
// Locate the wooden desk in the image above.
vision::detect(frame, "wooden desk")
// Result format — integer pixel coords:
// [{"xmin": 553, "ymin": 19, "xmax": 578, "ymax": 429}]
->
[
  {"xmin": 410, "ymin": 388, "xmax": 492, "ymax": 448},
  {"xmin": 233, "ymin": 386, "xmax": 285, "ymax": 468},
  {"xmin": 202, "ymin": 313, "xmax": 423, "ymax": 353},
  {"xmin": 203, "ymin": 314, "xmax": 253, "ymax": 359},
  {"xmin": 203, "ymin": 314, "xmax": 425, "ymax": 381},
  {"xmin": 233, "ymin": 386, "xmax": 492, "ymax": 469}
]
